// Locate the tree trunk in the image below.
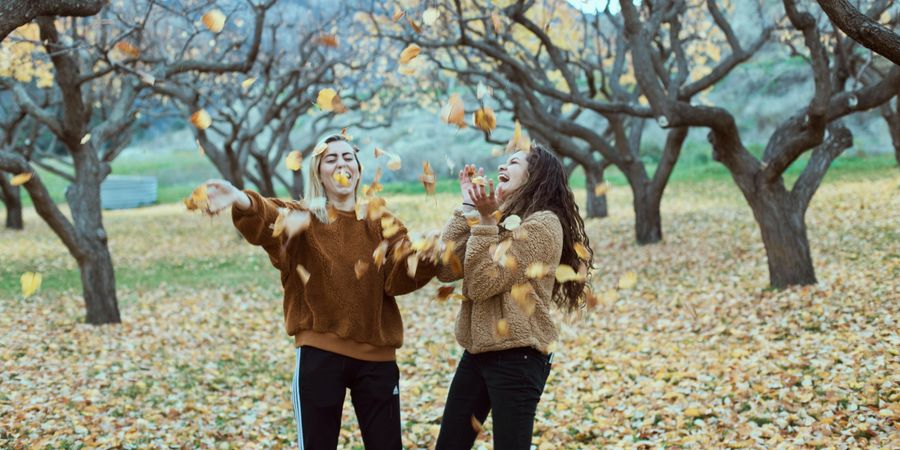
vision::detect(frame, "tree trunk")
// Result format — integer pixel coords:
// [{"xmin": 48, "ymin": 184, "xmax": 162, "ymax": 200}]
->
[
  {"xmin": 67, "ymin": 158, "xmax": 120, "ymax": 324},
  {"xmin": 1, "ymin": 175, "xmax": 23, "ymax": 229},
  {"xmin": 633, "ymin": 187, "xmax": 662, "ymax": 245},
  {"xmin": 584, "ymin": 163, "xmax": 608, "ymax": 219},
  {"xmin": 291, "ymin": 169, "xmax": 304, "ymax": 199},
  {"xmin": 883, "ymin": 99, "xmax": 900, "ymax": 166},
  {"xmin": 253, "ymin": 156, "xmax": 277, "ymax": 197},
  {"xmin": 748, "ymin": 187, "xmax": 817, "ymax": 288}
]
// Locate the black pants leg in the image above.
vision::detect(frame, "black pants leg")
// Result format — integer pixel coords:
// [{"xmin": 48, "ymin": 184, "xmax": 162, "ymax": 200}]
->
[
  {"xmin": 435, "ymin": 351, "xmax": 491, "ymax": 449},
  {"xmin": 436, "ymin": 348, "xmax": 551, "ymax": 450},
  {"xmin": 348, "ymin": 358, "xmax": 402, "ymax": 450},
  {"xmin": 294, "ymin": 346, "xmax": 347, "ymax": 450}
]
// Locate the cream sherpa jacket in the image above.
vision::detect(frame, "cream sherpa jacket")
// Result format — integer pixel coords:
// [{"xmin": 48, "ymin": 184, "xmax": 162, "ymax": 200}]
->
[{"xmin": 439, "ymin": 208, "xmax": 562, "ymax": 354}]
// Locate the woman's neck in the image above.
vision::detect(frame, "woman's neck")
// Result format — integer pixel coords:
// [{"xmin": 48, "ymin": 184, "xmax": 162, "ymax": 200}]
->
[{"xmin": 327, "ymin": 193, "xmax": 355, "ymax": 212}]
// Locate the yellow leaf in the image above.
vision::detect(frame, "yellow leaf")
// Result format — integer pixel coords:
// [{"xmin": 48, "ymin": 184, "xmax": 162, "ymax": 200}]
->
[
  {"xmin": 332, "ymin": 172, "xmax": 350, "ymax": 187},
  {"xmin": 189, "ymin": 109, "xmax": 212, "ymax": 130},
  {"xmin": 593, "ymin": 182, "xmax": 609, "ymax": 197},
  {"xmin": 440, "ymin": 93, "xmax": 466, "ymax": 128},
  {"xmin": 526, "ymin": 262, "xmax": 549, "ymax": 279},
  {"xmin": 473, "ymin": 107, "xmax": 497, "ymax": 133},
  {"xmin": 491, "ymin": 12, "xmax": 502, "ymax": 32},
  {"xmin": 80, "ymin": 133, "xmax": 91, "ymax": 144},
  {"xmin": 354, "ymin": 260, "xmax": 369, "ymax": 279},
  {"xmin": 511, "ymin": 283, "xmax": 535, "ymax": 316},
  {"xmin": 491, "ymin": 146, "xmax": 504, "ymax": 157},
  {"xmin": 684, "ymin": 407, "xmax": 703, "ymax": 417},
  {"xmin": 317, "ymin": 88, "xmax": 337, "ymax": 111},
  {"xmin": 313, "ymin": 142, "xmax": 328, "ymax": 156},
  {"xmin": 470, "ymin": 415, "xmax": 483, "ymax": 434},
  {"xmin": 114, "ymin": 40, "xmax": 140, "ymax": 59},
  {"xmin": 555, "ymin": 264, "xmax": 584, "ymax": 283},
  {"xmin": 331, "ymin": 93, "xmax": 348, "ymax": 114},
  {"xmin": 387, "ymin": 155, "xmax": 402, "ymax": 171},
  {"xmin": 617, "ymin": 271, "xmax": 638, "ymax": 290},
  {"xmin": 492, "ymin": 240, "xmax": 512, "ymax": 264},
  {"xmin": 399, "ymin": 44, "xmax": 421, "ymax": 65},
  {"xmin": 10, "ymin": 172, "xmax": 33, "ymax": 186},
  {"xmin": 241, "ymin": 77, "xmax": 256, "ymax": 90},
  {"xmin": 506, "ymin": 120, "xmax": 531, "ymax": 153},
  {"xmin": 422, "ymin": 8, "xmax": 440, "ymax": 26},
  {"xmin": 20, "ymin": 272, "xmax": 41, "ymax": 297},
  {"xmin": 392, "ymin": 6, "xmax": 405, "ymax": 22},
  {"xmin": 272, "ymin": 209, "xmax": 287, "ymax": 237},
  {"xmin": 295, "ymin": 264, "xmax": 310, "ymax": 285},
  {"xmin": 470, "ymin": 176, "xmax": 486, "ymax": 186},
  {"xmin": 406, "ymin": 253, "xmax": 418, "ymax": 278},
  {"xmin": 374, "ymin": 147, "xmax": 387, "ymax": 158},
  {"xmin": 574, "ymin": 242, "xmax": 590, "ymax": 260},
  {"xmin": 496, "ymin": 318, "xmax": 509, "ymax": 337},
  {"xmin": 202, "ymin": 9, "xmax": 226, "ymax": 33},
  {"xmin": 373, "ymin": 240, "xmax": 389, "ymax": 269},
  {"xmin": 419, "ymin": 161, "xmax": 436, "ymax": 196},
  {"xmin": 285, "ymin": 151, "xmax": 302, "ymax": 171}
]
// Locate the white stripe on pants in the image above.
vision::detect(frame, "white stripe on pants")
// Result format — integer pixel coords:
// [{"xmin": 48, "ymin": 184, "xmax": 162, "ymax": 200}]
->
[{"xmin": 292, "ymin": 347, "xmax": 304, "ymax": 449}]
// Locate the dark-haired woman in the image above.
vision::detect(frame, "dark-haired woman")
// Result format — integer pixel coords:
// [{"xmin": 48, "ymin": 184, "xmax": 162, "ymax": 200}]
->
[{"xmin": 434, "ymin": 143, "xmax": 594, "ymax": 450}]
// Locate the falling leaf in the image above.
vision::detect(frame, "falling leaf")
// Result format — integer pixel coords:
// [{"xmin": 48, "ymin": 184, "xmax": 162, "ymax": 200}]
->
[
  {"xmin": 419, "ymin": 161, "xmax": 436, "ymax": 196},
  {"xmin": 500, "ymin": 214, "xmax": 521, "ymax": 230},
  {"xmin": 354, "ymin": 260, "xmax": 369, "ymax": 279},
  {"xmin": 440, "ymin": 94, "xmax": 466, "ymax": 128},
  {"xmin": 506, "ymin": 120, "xmax": 530, "ymax": 153},
  {"xmin": 332, "ymin": 172, "xmax": 350, "ymax": 187},
  {"xmin": 491, "ymin": 147, "xmax": 504, "ymax": 157},
  {"xmin": 526, "ymin": 262, "xmax": 550, "ymax": 279},
  {"xmin": 20, "ymin": 272, "xmax": 41, "ymax": 297},
  {"xmin": 317, "ymin": 88, "xmax": 338, "ymax": 111},
  {"xmin": 10, "ymin": 172, "xmax": 32, "ymax": 186},
  {"xmin": 285, "ymin": 151, "xmax": 303, "ymax": 171},
  {"xmin": 202, "ymin": 9, "xmax": 226, "ymax": 33},
  {"xmin": 241, "ymin": 77, "xmax": 256, "ymax": 90},
  {"xmin": 471, "ymin": 415, "xmax": 484, "ymax": 434},
  {"xmin": 331, "ymin": 93, "xmax": 348, "ymax": 114},
  {"xmin": 313, "ymin": 142, "xmax": 328, "ymax": 156},
  {"xmin": 183, "ymin": 183, "xmax": 210, "ymax": 212},
  {"xmin": 473, "ymin": 107, "xmax": 497, "ymax": 133},
  {"xmin": 399, "ymin": 44, "xmax": 421, "ymax": 65},
  {"xmin": 373, "ymin": 240, "xmax": 389, "ymax": 269},
  {"xmin": 594, "ymin": 182, "xmax": 609, "ymax": 197},
  {"xmin": 272, "ymin": 209, "xmax": 287, "ymax": 237},
  {"xmin": 491, "ymin": 11, "xmax": 503, "ymax": 32},
  {"xmin": 295, "ymin": 264, "xmax": 310, "ymax": 285},
  {"xmin": 340, "ymin": 128, "xmax": 352, "ymax": 141},
  {"xmin": 315, "ymin": 34, "xmax": 338, "ymax": 48},
  {"xmin": 374, "ymin": 147, "xmax": 387, "ymax": 158},
  {"xmin": 387, "ymin": 155, "xmax": 402, "ymax": 171},
  {"xmin": 422, "ymin": 8, "xmax": 440, "ymax": 26},
  {"xmin": 189, "ymin": 109, "xmax": 212, "ymax": 130},
  {"xmin": 684, "ymin": 407, "xmax": 703, "ymax": 418},
  {"xmin": 114, "ymin": 40, "xmax": 140, "ymax": 58},
  {"xmin": 80, "ymin": 133, "xmax": 91, "ymax": 144},
  {"xmin": 406, "ymin": 253, "xmax": 419, "ymax": 278},
  {"xmin": 618, "ymin": 271, "xmax": 638, "ymax": 290},
  {"xmin": 496, "ymin": 319, "xmax": 509, "ymax": 337},
  {"xmin": 585, "ymin": 289, "xmax": 598, "ymax": 308},
  {"xmin": 436, "ymin": 285, "xmax": 455, "ymax": 301},
  {"xmin": 555, "ymin": 264, "xmax": 585, "ymax": 283},
  {"xmin": 511, "ymin": 283, "xmax": 536, "ymax": 316},
  {"xmin": 392, "ymin": 6, "xmax": 405, "ymax": 22},
  {"xmin": 407, "ymin": 17, "xmax": 422, "ymax": 33},
  {"xmin": 492, "ymin": 240, "xmax": 512, "ymax": 264},
  {"xmin": 445, "ymin": 154, "xmax": 456, "ymax": 175},
  {"xmin": 471, "ymin": 176, "xmax": 486, "ymax": 186},
  {"xmin": 574, "ymin": 242, "xmax": 590, "ymax": 260}
]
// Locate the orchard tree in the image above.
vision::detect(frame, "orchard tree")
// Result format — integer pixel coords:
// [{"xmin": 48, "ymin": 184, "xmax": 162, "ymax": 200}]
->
[
  {"xmin": 0, "ymin": 0, "xmax": 105, "ymax": 41},
  {"xmin": 618, "ymin": 0, "xmax": 900, "ymax": 287},
  {"xmin": 0, "ymin": 0, "xmax": 275, "ymax": 324}
]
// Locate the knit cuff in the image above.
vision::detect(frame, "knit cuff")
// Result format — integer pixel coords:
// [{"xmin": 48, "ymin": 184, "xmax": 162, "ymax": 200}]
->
[
  {"xmin": 470, "ymin": 224, "xmax": 499, "ymax": 236},
  {"xmin": 231, "ymin": 189, "xmax": 260, "ymax": 219}
]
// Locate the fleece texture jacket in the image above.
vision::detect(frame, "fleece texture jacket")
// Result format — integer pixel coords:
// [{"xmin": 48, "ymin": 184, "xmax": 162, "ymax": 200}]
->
[
  {"xmin": 233, "ymin": 190, "xmax": 437, "ymax": 361},
  {"xmin": 439, "ymin": 209, "xmax": 562, "ymax": 354}
]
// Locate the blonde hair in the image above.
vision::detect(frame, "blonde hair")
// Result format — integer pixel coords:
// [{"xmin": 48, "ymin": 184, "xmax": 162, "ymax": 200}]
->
[{"xmin": 304, "ymin": 134, "xmax": 362, "ymax": 223}]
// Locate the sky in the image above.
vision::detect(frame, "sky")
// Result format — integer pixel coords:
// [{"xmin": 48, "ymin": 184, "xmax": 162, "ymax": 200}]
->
[{"xmin": 566, "ymin": 0, "xmax": 620, "ymax": 14}]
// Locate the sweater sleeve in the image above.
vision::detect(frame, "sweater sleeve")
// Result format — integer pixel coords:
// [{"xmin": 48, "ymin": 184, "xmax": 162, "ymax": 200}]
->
[
  {"xmin": 231, "ymin": 190, "xmax": 306, "ymax": 269},
  {"xmin": 437, "ymin": 209, "xmax": 471, "ymax": 282},
  {"xmin": 382, "ymin": 212, "xmax": 439, "ymax": 296},
  {"xmin": 463, "ymin": 211, "xmax": 563, "ymax": 302}
]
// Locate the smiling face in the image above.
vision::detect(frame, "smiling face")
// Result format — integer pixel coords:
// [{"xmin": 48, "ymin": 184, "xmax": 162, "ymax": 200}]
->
[
  {"xmin": 497, "ymin": 150, "xmax": 530, "ymax": 201},
  {"xmin": 317, "ymin": 140, "xmax": 360, "ymax": 200}
]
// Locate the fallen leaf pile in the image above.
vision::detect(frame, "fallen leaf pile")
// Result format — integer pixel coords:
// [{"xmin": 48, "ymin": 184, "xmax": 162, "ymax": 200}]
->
[{"xmin": 1, "ymin": 175, "xmax": 897, "ymax": 448}]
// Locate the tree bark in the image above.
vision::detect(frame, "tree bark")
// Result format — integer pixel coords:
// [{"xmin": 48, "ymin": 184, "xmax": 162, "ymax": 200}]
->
[
  {"xmin": 0, "ymin": 174, "xmax": 24, "ymax": 229},
  {"xmin": 291, "ymin": 169, "xmax": 304, "ymax": 199},
  {"xmin": 882, "ymin": 98, "xmax": 900, "ymax": 165},
  {"xmin": 0, "ymin": 0, "xmax": 105, "ymax": 41},
  {"xmin": 816, "ymin": 0, "xmax": 900, "ymax": 66},
  {"xmin": 583, "ymin": 162, "xmax": 609, "ymax": 219},
  {"xmin": 632, "ymin": 185, "xmax": 663, "ymax": 245},
  {"xmin": 748, "ymin": 188, "xmax": 817, "ymax": 288}
]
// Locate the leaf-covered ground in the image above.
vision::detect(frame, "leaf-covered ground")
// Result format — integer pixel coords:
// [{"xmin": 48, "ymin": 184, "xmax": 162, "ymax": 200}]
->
[{"xmin": 1, "ymin": 173, "xmax": 898, "ymax": 449}]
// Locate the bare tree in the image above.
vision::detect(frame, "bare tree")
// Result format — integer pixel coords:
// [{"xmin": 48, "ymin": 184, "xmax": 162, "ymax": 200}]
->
[
  {"xmin": 816, "ymin": 0, "xmax": 900, "ymax": 65},
  {"xmin": 619, "ymin": 0, "xmax": 900, "ymax": 287},
  {"xmin": 0, "ymin": 0, "xmax": 274, "ymax": 324},
  {"xmin": 0, "ymin": 0, "xmax": 105, "ymax": 41}
]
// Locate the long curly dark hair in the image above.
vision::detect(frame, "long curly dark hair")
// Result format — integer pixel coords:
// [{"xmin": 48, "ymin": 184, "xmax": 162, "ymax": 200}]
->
[{"xmin": 500, "ymin": 142, "xmax": 594, "ymax": 313}]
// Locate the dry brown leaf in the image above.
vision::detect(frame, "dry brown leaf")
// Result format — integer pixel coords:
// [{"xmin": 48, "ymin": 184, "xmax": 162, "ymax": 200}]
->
[
  {"xmin": 295, "ymin": 264, "xmax": 310, "ymax": 285},
  {"xmin": 354, "ymin": 260, "xmax": 369, "ymax": 279},
  {"xmin": 440, "ymin": 94, "xmax": 466, "ymax": 128}
]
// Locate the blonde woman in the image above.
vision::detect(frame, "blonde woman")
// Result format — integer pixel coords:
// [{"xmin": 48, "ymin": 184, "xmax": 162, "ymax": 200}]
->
[{"xmin": 205, "ymin": 134, "xmax": 436, "ymax": 449}]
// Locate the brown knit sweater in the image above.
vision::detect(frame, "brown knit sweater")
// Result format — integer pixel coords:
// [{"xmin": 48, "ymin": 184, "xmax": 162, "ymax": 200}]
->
[
  {"xmin": 232, "ymin": 190, "xmax": 437, "ymax": 361},
  {"xmin": 439, "ymin": 209, "xmax": 562, "ymax": 354}
]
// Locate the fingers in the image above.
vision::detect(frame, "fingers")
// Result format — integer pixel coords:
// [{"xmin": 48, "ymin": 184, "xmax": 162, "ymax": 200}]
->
[{"xmin": 488, "ymin": 179, "xmax": 495, "ymax": 199}]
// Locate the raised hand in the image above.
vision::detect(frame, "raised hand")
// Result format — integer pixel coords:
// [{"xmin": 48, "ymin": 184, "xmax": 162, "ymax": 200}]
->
[
  {"xmin": 468, "ymin": 179, "xmax": 499, "ymax": 225},
  {"xmin": 206, "ymin": 179, "xmax": 251, "ymax": 212},
  {"xmin": 458, "ymin": 164, "xmax": 484, "ymax": 205}
]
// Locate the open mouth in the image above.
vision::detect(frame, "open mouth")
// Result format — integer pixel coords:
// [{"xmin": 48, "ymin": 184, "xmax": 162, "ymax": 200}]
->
[
  {"xmin": 498, "ymin": 173, "xmax": 510, "ymax": 183},
  {"xmin": 336, "ymin": 168, "xmax": 352, "ymax": 179}
]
